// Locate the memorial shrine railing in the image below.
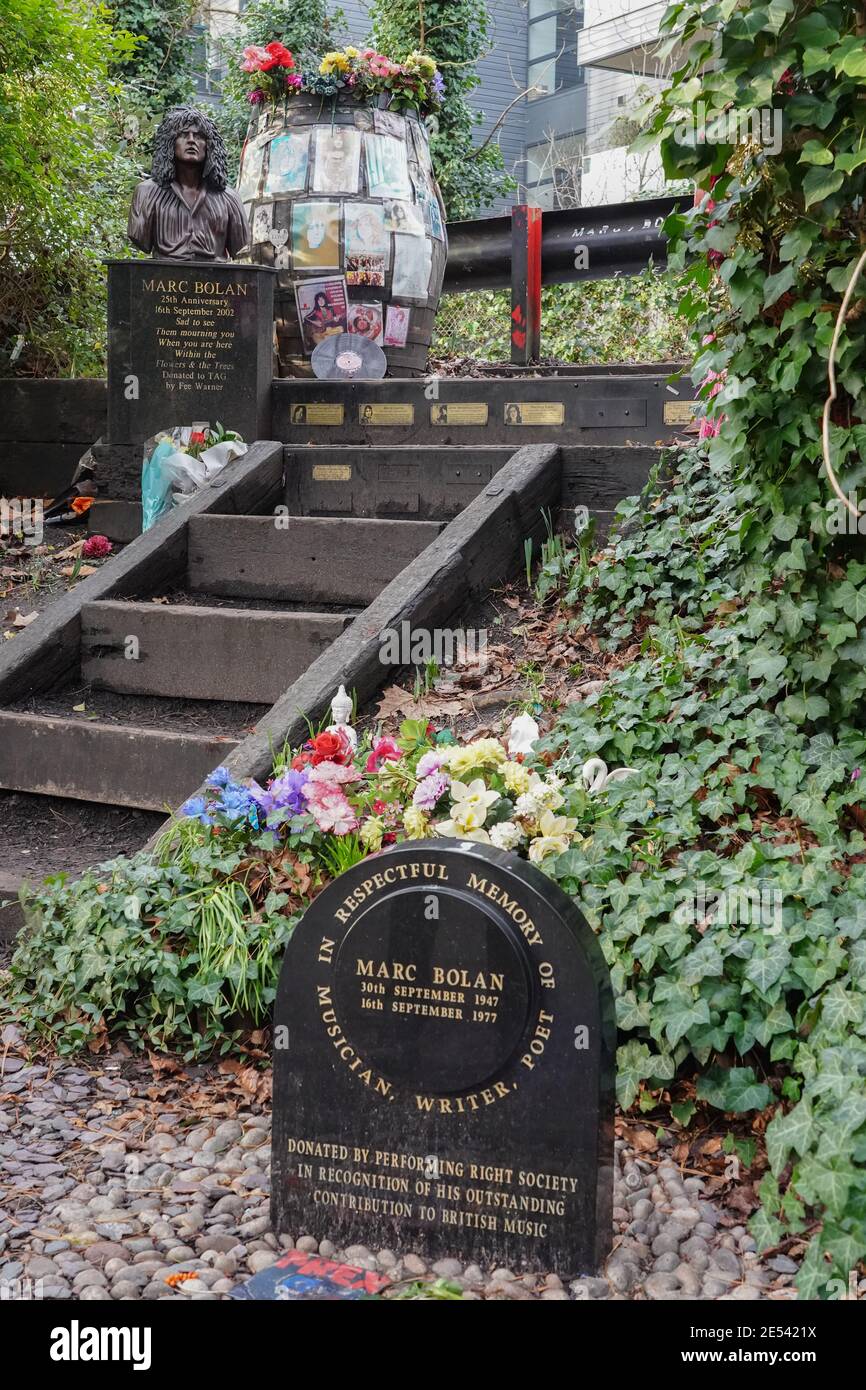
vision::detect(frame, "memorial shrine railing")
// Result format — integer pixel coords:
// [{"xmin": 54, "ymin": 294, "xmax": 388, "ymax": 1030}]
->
[{"xmin": 442, "ymin": 194, "xmax": 685, "ymax": 365}]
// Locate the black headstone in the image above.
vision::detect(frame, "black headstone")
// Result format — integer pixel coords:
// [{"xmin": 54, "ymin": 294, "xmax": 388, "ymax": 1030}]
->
[
  {"xmin": 105, "ymin": 259, "xmax": 275, "ymax": 446},
  {"xmin": 272, "ymin": 840, "xmax": 614, "ymax": 1276}
]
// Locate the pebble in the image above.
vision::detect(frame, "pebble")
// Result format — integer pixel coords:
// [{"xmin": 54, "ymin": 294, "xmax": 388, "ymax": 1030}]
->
[{"xmin": 0, "ymin": 1057, "xmax": 796, "ymax": 1302}]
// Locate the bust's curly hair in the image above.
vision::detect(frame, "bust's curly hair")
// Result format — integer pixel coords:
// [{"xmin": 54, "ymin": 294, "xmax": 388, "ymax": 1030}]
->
[{"xmin": 151, "ymin": 106, "xmax": 229, "ymax": 191}]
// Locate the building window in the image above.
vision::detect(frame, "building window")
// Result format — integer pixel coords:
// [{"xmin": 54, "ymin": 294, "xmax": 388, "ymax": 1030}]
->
[
  {"xmin": 524, "ymin": 131, "xmax": 585, "ymax": 208},
  {"xmin": 528, "ymin": 0, "xmax": 584, "ymax": 102}
]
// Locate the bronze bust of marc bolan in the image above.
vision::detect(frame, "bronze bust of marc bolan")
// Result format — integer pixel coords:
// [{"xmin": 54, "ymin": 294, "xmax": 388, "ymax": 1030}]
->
[{"xmin": 128, "ymin": 105, "xmax": 249, "ymax": 262}]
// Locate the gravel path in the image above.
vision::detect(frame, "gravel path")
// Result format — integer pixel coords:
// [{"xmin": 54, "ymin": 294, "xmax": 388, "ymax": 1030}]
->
[{"xmin": 0, "ymin": 1047, "xmax": 802, "ymax": 1302}]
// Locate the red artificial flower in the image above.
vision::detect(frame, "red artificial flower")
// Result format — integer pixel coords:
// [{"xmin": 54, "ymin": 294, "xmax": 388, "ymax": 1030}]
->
[
  {"xmin": 365, "ymin": 736, "xmax": 402, "ymax": 773},
  {"xmin": 310, "ymin": 729, "xmax": 353, "ymax": 765},
  {"xmin": 291, "ymin": 751, "xmax": 314, "ymax": 770},
  {"xmin": 263, "ymin": 41, "xmax": 294, "ymax": 70}
]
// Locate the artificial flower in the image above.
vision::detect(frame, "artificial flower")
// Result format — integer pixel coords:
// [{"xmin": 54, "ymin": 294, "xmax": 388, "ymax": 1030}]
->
[
  {"xmin": 416, "ymin": 750, "xmax": 443, "ymax": 778},
  {"xmin": 413, "ymin": 771, "xmax": 449, "ymax": 811},
  {"xmin": 527, "ymin": 810, "xmax": 578, "ymax": 864},
  {"xmin": 366, "ymin": 736, "xmax": 402, "ymax": 772},
  {"xmin": 436, "ymin": 778, "xmax": 498, "ymax": 837},
  {"xmin": 489, "ymin": 821, "xmax": 523, "ymax": 851},
  {"xmin": 443, "ymin": 738, "xmax": 506, "ymax": 778},
  {"xmin": 251, "ymin": 768, "xmax": 309, "ymax": 817},
  {"xmin": 402, "ymin": 806, "xmax": 430, "ymax": 839},
  {"xmin": 181, "ymin": 796, "xmax": 211, "ymax": 825},
  {"xmin": 206, "ymin": 766, "xmax": 231, "ymax": 789},
  {"xmin": 306, "ymin": 784, "xmax": 357, "ymax": 835},
  {"xmin": 359, "ymin": 816, "xmax": 385, "ymax": 851},
  {"xmin": 502, "ymin": 760, "xmax": 531, "ymax": 795},
  {"xmin": 309, "ymin": 729, "xmax": 354, "ymax": 765},
  {"xmin": 320, "ymin": 50, "xmax": 350, "ymax": 74},
  {"xmin": 82, "ymin": 534, "xmax": 112, "ymax": 559},
  {"xmin": 305, "ymin": 760, "xmax": 360, "ymax": 785}
]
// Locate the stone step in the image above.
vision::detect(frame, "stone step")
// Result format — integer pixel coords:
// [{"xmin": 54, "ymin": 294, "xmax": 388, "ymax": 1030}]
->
[
  {"xmin": 80, "ymin": 600, "xmax": 353, "ymax": 704},
  {"xmin": 186, "ymin": 514, "xmax": 443, "ymax": 604},
  {"xmin": 0, "ymin": 712, "xmax": 238, "ymax": 812}
]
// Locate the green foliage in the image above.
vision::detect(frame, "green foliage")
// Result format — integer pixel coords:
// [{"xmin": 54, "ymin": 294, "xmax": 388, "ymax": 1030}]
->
[
  {"xmin": 369, "ymin": 0, "xmax": 514, "ymax": 218},
  {"xmin": 636, "ymin": 0, "xmax": 866, "ymax": 491},
  {"xmin": 432, "ymin": 268, "xmax": 691, "ymax": 365},
  {"xmin": 0, "ymin": 0, "xmax": 140, "ymax": 376},
  {"xmin": 108, "ymin": 0, "xmax": 197, "ymax": 120},
  {"xmin": 7, "ymin": 837, "xmax": 303, "ymax": 1058},
  {"xmin": 536, "ymin": 437, "xmax": 866, "ymax": 1294}
]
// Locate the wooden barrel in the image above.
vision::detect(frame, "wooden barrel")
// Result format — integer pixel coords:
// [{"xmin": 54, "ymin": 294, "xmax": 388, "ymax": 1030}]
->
[{"xmin": 237, "ymin": 93, "xmax": 447, "ymax": 378}]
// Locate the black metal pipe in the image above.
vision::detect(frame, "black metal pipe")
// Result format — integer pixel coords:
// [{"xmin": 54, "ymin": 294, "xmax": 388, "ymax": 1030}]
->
[{"xmin": 443, "ymin": 194, "xmax": 684, "ymax": 294}]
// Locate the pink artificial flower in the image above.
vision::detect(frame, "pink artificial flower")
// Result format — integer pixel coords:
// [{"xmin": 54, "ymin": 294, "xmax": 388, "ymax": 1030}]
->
[
  {"xmin": 416, "ymin": 750, "xmax": 443, "ymax": 778},
  {"xmin": 369, "ymin": 54, "xmax": 399, "ymax": 77},
  {"xmin": 248, "ymin": 89, "xmax": 265, "ymax": 104},
  {"xmin": 306, "ymin": 760, "xmax": 361, "ymax": 785},
  {"xmin": 307, "ymin": 784, "xmax": 358, "ymax": 834},
  {"xmin": 366, "ymin": 736, "xmax": 403, "ymax": 772},
  {"xmin": 82, "ymin": 534, "xmax": 112, "ymax": 559},
  {"xmin": 241, "ymin": 45, "xmax": 271, "ymax": 73},
  {"xmin": 285, "ymin": 73, "xmax": 303, "ymax": 87}
]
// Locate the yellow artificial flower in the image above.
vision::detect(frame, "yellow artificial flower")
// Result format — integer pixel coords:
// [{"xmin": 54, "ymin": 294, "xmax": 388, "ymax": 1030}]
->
[
  {"xmin": 403, "ymin": 806, "xmax": 430, "ymax": 839},
  {"xmin": 436, "ymin": 777, "xmax": 498, "ymax": 838},
  {"xmin": 444, "ymin": 739, "xmax": 506, "ymax": 778},
  {"xmin": 527, "ymin": 809, "xmax": 579, "ymax": 864},
  {"xmin": 359, "ymin": 816, "xmax": 384, "ymax": 852},
  {"xmin": 320, "ymin": 51, "xmax": 350, "ymax": 74},
  {"xmin": 502, "ymin": 760, "xmax": 531, "ymax": 795},
  {"xmin": 344, "ymin": 46, "xmax": 360, "ymax": 59},
  {"xmin": 405, "ymin": 50, "xmax": 436, "ymax": 78}
]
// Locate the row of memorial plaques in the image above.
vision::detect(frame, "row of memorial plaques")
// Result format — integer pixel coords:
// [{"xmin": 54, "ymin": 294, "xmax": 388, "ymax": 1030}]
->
[{"xmin": 284, "ymin": 402, "xmax": 568, "ymax": 426}]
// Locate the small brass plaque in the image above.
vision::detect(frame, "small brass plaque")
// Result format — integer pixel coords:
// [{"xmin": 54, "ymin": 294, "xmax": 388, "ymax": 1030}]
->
[
  {"xmin": 312, "ymin": 464, "xmax": 352, "ymax": 481},
  {"xmin": 504, "ymin": 402, "xmax": 565, "ymax": 426},
  {"xmin": 359, "ymin": 403, "xmax": 414, "ymax": 426},
  {"xmin": 290, "ymin": 403, "xmax": 344, "ymax": 426},
  {"xmin": 430, "ymin": 403, "xmax": 489, "ymax": 426},
  {"xmin": 664, "ymin": 400, "xmax": 700, "ymax": 425}
]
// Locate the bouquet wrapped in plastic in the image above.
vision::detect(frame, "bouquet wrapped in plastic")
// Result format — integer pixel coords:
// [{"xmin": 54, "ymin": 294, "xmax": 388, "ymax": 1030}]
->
[{"xmin": 141, "ymin": 424, "xmax": 247, "ymax": 531}]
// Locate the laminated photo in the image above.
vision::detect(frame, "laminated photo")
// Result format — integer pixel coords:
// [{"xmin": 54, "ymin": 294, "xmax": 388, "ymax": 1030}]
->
[
  {"xmin": 384, "ymin": 304, "xmax": 410, "ymax": 347},
  {"xmin": 265, "ymin": 131, "xmax": 310, "ymax": 195},
  {"xmin": 426, "ymin": 197, "xmax": 445, "ymax": 240},
  {"xmin": 295, "ymin": 276, "xmax": 348, "ymax": 351},
  {"xmin": 384, "ymin": 199, "xmax": 424, "ymax": 236},
  {"xmin": 410, "ymin": 119, "xmax": 434, "ymax": 174},
  {"xmin": 291, "ymin": 200, "xmax": 341, "ymax": 270},
  {"xmin": 312, "ymin": 127, "xmax": 361, "ymax": 195},
  {"xmin": 344, "ymin": 203, "xmax": 389, "ymax": 260},
  {"xmin": 365, "ymin": 134, "xmax": 411, "ymax": 199},
  {"xmin": 252, "ymin": 202, "xmax": 273, "ymax": 244},
  {"xmin": 348, "ymin": 302, "xmax": 384, "ymax": 345},
  {"xmin": 238, "ymin": 136, "xmax": 267, "ymax": 201},
  {"xmin": 346, "ymin": 254, "xmax": 385, "ymax": 288},
  {"xmin": 392, "ymin": 233, "xmax": 432, "ymax": 300}
]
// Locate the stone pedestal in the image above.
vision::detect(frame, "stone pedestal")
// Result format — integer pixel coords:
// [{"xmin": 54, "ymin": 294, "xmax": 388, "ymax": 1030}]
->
[{"xmin": 105, "ymin": 259, "xmax": 275, "ymax": 446}]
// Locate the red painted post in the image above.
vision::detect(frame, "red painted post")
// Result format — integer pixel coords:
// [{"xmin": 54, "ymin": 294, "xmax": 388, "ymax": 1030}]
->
[{"xmin": 510, "ymin": 205, "xmax": 542, "ymax": 365}]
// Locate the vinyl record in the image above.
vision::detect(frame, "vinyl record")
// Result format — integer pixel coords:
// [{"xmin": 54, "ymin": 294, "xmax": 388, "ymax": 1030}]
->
[{"xmin": 311, "ymin": 332, "xmax": 387, "ymax": 380}]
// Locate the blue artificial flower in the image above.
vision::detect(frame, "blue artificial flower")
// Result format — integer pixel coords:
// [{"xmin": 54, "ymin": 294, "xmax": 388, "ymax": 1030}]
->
[
  {"xmin": 181, "ymin": 796, "xmax": 212, "ymax": 826},
  {"xmin": 206, "ymin": 766, "xmax": 231, "ymax": 788}
]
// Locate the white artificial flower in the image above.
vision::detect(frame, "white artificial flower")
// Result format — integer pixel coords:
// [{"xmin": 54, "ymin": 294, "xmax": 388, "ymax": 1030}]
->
[{"xmin": 489, "ymin": 821, "xmax": 523, "ymax": 851}]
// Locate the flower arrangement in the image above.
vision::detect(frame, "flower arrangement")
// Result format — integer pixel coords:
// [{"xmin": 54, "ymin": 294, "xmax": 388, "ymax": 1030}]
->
[
  {"xmin": 178, "ymin": 703, "xmax": 637, "ymax": 878},
  {"xmin": 242, "ymin": 42, "xmax": 443, "ymax": 114}
]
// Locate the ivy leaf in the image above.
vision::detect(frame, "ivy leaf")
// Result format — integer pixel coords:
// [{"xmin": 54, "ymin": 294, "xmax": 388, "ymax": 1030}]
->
[
  {"xmin": 697, "ymin": 1065, "xmax": 773, "ymax": 1112},
  {"xmin": 749, "ymin": 1205, "xmax": 784, "ymax": 1252},
  {"xmin": 748, "ymin": 648, "xmax": 787, "ymax": 681},
  {"xmin": 616, "ymin": 1039, "xmax": 654, "ymax": 1109},
  {"xmin": 803, "ymin": 166, "xmax": 844, "ymax": 208},
  {"xmin": 744, "ymin": 939, "xmax": 791, "ymax": 994},
  {"xmin": 799, "ymin": 140, "xmax": 833, "ymax": 166},
  {"xmin": 835, "ymin": 37, "xmax": 866, "ymax": 79},
  {"xmin": 836, "ymin": 149, "xmax": 866, "ymax": 174},
  {"xmin": 765, "ymin": 1099, "xmax": 814, "ymax": 1175}
]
